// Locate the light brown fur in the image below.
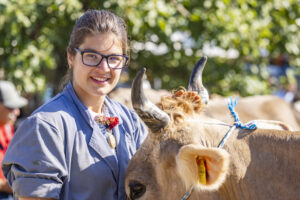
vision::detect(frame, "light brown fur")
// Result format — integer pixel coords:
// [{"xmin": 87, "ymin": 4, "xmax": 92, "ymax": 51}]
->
[{"xmin": 125, "ymin": 90, "xmax": 300, "ymax": 200}]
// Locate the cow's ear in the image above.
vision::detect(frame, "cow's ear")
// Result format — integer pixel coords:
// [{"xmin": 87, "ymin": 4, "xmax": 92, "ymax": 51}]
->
[{"xmin": 176, "ymin": 144, "xmax": 230, "ymax": 191}]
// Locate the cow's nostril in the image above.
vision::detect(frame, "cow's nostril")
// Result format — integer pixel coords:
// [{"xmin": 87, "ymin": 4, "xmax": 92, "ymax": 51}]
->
[{"xmin": 129, "ymin": 180, "xmax": 146, "ymax": 199}]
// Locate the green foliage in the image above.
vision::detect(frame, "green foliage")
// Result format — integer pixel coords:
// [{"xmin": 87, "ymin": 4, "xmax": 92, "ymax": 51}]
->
[
  {"xmin": 1, "ymin": 0, "xmax": 299, "ymax": 97},
  {"xmin": 104, "ymin": 0, "xmax": 300, "ymax": 95},
  {"xmin": 0, "ymin": 0, "xmax": 82, "ymax": 94}
]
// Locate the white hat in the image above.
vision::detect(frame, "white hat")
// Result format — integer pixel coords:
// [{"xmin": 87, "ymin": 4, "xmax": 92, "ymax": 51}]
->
[{"xmin": 0, "ymin": 81, "xmax": 28, "ymax": 109}]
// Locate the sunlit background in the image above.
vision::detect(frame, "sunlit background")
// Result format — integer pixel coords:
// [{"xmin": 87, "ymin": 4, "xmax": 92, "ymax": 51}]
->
[{"xmin": 0, "ymin": 0, "xmax": 299, "ymax": 115}]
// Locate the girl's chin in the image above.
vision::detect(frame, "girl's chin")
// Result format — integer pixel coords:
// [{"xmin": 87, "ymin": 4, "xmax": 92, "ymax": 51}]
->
[{"xmin": 93, "ymin": 88, "xmax": 113, "ymax": 96}]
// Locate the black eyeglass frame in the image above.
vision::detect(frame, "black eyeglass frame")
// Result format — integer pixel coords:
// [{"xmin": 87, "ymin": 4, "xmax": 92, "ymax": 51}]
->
[{"xmin": 74, "ymin": 48, "xmax": 128, "ymax": 69}]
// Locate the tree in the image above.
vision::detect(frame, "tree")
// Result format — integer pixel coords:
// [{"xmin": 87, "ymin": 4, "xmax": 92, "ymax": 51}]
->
[
  {"xmin": 0, "ymin": 0, "xmax": 82, "ymax": 95},
  {"xmin": 1, "ymin": 0, "xmax": 299, "ymax": 100},
  {"xmin": 114, "ymin": 0, "xmax": 300, "ymax": 96}
]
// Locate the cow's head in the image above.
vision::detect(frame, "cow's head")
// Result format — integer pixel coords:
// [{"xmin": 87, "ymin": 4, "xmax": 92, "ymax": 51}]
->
[{"xmin": 125, "ymin": 57, "xmax": 230, "ymax": 200}]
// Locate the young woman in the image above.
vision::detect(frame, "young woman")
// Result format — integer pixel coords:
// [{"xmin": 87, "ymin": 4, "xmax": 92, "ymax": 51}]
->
[{"xmin": 2, "ymin": 10, "xmax": 147, "ymax": 200}]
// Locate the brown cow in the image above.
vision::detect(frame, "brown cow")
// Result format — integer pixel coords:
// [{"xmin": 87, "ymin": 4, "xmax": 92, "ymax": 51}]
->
[{"xmin": 125, "ymin": 57, "xmax": 300, "ymax": 200}]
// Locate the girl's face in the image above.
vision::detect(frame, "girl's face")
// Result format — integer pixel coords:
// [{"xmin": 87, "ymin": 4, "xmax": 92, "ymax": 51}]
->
[{"xmin": 68, "ymin": 33, "xmax": 124, "ymax": 105}]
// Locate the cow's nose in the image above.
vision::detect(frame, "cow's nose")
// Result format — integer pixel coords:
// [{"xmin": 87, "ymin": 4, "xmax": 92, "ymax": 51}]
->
[{"xmin": 129, "ymin": 180, "xmax": 146, "ymax": 199}]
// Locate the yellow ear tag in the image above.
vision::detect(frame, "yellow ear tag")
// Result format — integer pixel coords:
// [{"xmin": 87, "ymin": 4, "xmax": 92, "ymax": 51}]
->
[{"xmin": 197, "ymin": 157, "xmax": 207, "ymax": 184}]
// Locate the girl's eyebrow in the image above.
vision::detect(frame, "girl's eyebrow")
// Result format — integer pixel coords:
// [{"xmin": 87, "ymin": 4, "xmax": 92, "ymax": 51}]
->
[
  {"xmin": 82, "ymin": 48, "xmax": 99, "ymax": 52},
  {"xmin": 81, "ymin": 48, "xmax": 123, "ymax": 55}
]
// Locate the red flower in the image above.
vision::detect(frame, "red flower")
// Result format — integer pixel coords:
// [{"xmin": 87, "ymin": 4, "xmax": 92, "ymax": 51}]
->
[
  {"xmin": 108, "ymin": 117, "xmax": 119, "ymax": 130},
  {"xmin": 94, "ymin": 115, "xmax": 119, "ymax": 130}
]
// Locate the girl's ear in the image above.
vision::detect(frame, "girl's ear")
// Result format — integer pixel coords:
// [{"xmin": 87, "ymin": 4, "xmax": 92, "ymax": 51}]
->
[{"xmin": 67, "ymin": 51, "xmax": 74, "ymax": 68}]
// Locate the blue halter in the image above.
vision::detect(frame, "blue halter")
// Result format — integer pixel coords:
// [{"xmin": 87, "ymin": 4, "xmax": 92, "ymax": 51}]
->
[
  {"xmin": 181, "ymin": 97, "xmax": 257, "ymax": 200},
  {"xmin": 218, "ymin": 96, "xmax": 257, "ymax": 148},
  {"xmin": 181, "ymin": 186, "xmax": 194, "ymax": 200}
]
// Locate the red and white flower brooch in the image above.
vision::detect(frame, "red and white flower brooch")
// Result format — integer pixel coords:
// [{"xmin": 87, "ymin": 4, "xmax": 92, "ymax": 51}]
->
[{"xmin": 95, "ymin": 116, "xmax": 119, "ymax": 148}]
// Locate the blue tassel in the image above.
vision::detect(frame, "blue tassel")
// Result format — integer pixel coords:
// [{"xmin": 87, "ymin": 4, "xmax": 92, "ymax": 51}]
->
[{"xmin": 227, "ymin": 97, "xmax": 257, "ymax": 130}]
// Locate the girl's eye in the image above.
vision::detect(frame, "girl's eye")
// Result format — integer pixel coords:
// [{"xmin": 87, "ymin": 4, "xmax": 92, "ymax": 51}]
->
[
  {"xmin": 109, "ymin": 56, "xmax": 122, "ymax": 61},
  {"xmin": 85, "ymin": 53, "xmax": 98, "ymax": 59}
]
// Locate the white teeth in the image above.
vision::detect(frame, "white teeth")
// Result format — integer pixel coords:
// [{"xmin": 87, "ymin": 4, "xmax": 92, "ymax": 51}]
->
[{"xmin": 94, "ymin": 77, "xmax": 108, "ymax": 81}]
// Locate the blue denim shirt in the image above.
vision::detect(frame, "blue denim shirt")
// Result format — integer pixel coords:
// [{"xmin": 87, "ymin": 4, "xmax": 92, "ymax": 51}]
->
[{"xmin": 2, "ymin": 82, "xmax": 148, "ymax": 200}]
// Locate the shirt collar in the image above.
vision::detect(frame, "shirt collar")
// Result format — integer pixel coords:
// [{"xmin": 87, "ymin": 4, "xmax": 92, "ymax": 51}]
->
[{"xmin": 64, "ymin": 82, "xmax": 123, "ymax": 127}]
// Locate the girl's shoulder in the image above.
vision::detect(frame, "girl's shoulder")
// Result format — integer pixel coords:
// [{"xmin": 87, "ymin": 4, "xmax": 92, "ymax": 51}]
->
[
  {"xmin": 33, "ymin": 92, "xmax": 72, "ymax": 114},
  {"xmin": 26, "ymin": 92, "xmax": 77, "ymax": 129}
]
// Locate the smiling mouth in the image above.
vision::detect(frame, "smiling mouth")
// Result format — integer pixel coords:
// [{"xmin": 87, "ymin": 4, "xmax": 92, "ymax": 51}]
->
[{"xmin": 92, "ymin": 77, "xmax": 110, "ymax": 82}]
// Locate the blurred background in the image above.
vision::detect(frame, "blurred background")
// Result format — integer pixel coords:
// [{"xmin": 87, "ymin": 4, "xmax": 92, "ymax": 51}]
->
[{"xmin": 0, "ymin": 0, "xmax": 300, "ymax": 118}]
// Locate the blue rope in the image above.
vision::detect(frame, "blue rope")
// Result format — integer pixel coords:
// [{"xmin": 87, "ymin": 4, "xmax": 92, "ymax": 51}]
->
[
  {"xmin": 227, "ymin": 96, "xmax": 257, "ymax": 130},
  {"xmin": 218, "ymin": 97, "xmax": 257, "ymax": 148},
  {"xmin": 181, "ymin": 186, "xmax": 194, "ymax": 200}
]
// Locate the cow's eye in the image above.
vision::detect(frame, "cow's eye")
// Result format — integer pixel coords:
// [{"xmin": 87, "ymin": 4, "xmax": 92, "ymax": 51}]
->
[{"xmin": 129, "ymin": 180, "xmax": 146, "ymax": 199}]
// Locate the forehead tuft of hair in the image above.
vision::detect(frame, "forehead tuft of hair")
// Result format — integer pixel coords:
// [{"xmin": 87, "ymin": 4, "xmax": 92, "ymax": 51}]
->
[{"xmin": 157, "ymin": 88, "xmax": 205, "ymax": 124}]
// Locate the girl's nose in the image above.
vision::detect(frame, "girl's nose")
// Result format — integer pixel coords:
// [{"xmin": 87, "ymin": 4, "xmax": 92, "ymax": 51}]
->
[{"xmin": 96, "ymin": 58, "xmax": 110, "ymax": 71}]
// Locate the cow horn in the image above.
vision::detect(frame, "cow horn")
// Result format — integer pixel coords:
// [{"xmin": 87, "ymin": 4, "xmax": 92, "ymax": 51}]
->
[
  {"xmin": 131, "ymin": 68, "xmax": 170, "ymax": 132},
  {"xmin": 188, "ymin": 56, "xmax": 209, "ymax": 104}
]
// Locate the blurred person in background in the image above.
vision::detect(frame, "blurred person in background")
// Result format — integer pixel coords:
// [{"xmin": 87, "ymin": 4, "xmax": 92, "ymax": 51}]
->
[
  {"xmin": 0, "ymin": 81, "xmax": 28, "ymax": 200},
  {"xmin": 267, "ymin": 54, "xmax": 297, "ymax": 102},
  {"xmin": 2, "ymin": 9, "xmax": 147, "ymax": 200}
]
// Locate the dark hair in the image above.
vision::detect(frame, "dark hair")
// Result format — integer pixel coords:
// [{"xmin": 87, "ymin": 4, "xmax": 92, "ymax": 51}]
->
[{"xmin": 59, "ymin": 9, "xmax": 129, "ymax": 90}]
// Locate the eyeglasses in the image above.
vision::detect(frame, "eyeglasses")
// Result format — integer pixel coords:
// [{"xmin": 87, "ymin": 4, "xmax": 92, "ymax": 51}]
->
[{"xmin": 74, "ymin": 48, "xmax": 128, "ymax": 69}]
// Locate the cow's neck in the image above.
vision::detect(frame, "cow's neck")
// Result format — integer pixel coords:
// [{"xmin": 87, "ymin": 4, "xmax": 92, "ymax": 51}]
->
[{"xmin": 218, "ymin": 129, "xmax": 300, "ymax": 200}]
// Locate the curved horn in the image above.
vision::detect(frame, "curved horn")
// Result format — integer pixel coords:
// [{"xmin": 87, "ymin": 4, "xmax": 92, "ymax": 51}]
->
[
  {"xmin": 188, "ymin": 56, "xmax": 209, "ymax": 104},
  {"xmin": 131, "ymin": 68, "xmax": 170, "ymax": 132}
]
